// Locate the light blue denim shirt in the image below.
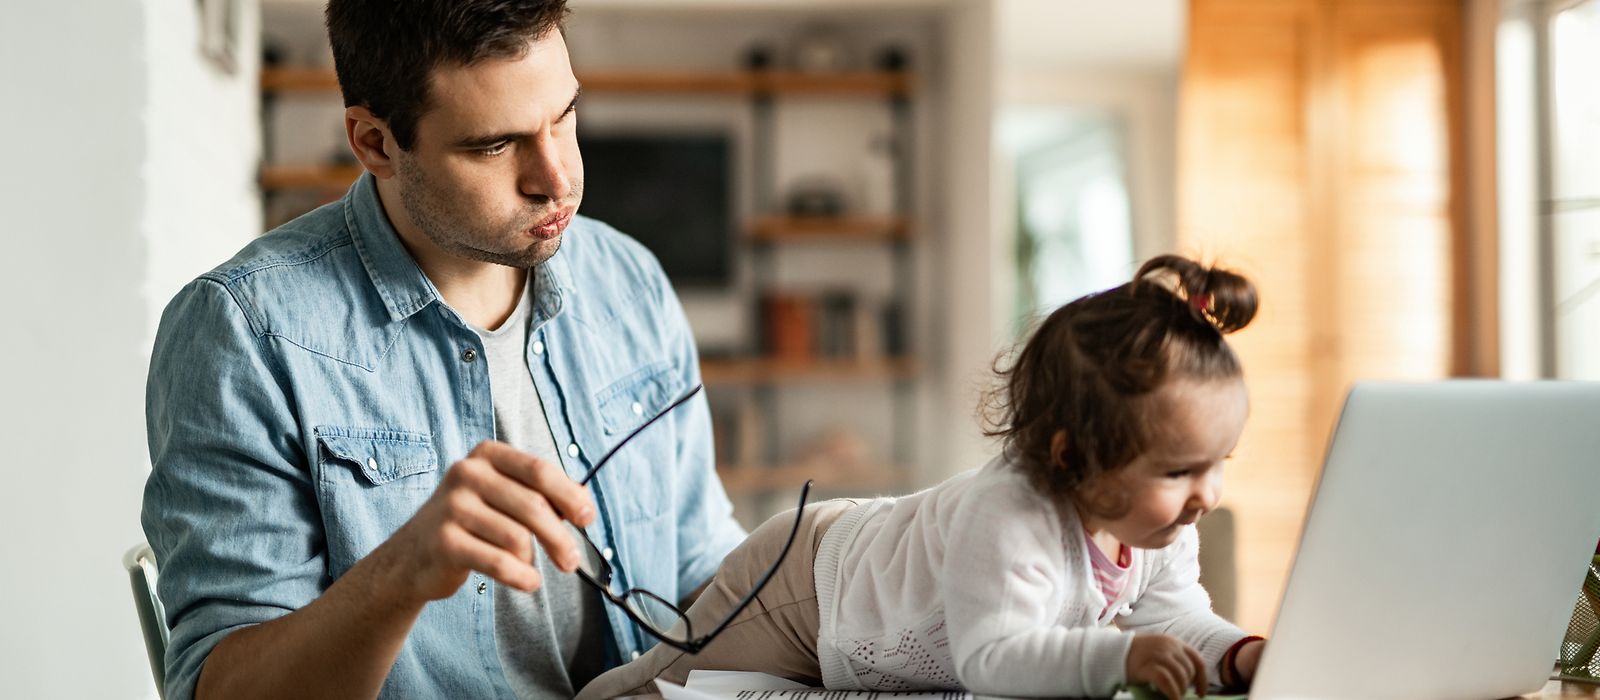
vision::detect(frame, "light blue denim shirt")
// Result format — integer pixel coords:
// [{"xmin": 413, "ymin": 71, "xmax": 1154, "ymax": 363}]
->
[{"xmin": 142, "ymin": 173, "xmax": 747, "ymax": 700}]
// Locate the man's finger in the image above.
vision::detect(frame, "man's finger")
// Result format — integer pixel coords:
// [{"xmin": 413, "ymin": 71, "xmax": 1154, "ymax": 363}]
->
[
  {"xmin": 451, "ymin": 493, "xmax": 536, "ymax": 563},
  {"xmin": 472, "ymin": 440, "xmax": 595, "ymax": 525},
  {"xmin": 470, "ymin": 469, "xmax": 582, "ymax": 571},
  {"xmin": 442, "ymin": 522, "xmax": 542, "ymax": 592}
]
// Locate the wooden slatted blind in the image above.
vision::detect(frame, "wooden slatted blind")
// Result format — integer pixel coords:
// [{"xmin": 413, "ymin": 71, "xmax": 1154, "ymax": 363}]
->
[{"xmin": 1179, "ymin": 0, "xmax": 1470, "ymax": 634}]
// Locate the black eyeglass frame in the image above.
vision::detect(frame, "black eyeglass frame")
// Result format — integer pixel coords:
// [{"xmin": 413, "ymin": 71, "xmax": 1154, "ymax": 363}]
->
[{"xmin": 571, "ymin": 383, "xmax": 814, "ymax": 655}]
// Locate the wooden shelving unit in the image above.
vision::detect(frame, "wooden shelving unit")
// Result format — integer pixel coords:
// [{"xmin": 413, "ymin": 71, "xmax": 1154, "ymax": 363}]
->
[
  {"xmin": 747, "ymin": 215, "xmax": 911, "ymax": 243},
  {"xmin": 259, "ymin": 67, "xmax": 916, "ymax": 194},
  {"xmin": 259, "ymin": 164, "xmax": 364, "ymax": 192},
  {"xmin": 700, "ymin": 356, "xmax": 918, "ymax": 386},
  {"xmin": 260, "ymin": 67, "xmax": 341, "ymax": 92}
]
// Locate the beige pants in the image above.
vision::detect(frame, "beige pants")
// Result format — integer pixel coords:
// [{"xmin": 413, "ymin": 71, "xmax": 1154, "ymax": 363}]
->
[{"xmin": 576, "ymin": 499, "xmax": 859, "ymax": 700}]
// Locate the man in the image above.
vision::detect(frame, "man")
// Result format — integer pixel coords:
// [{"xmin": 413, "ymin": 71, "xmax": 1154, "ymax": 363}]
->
[{"xmin": 141, "ymin": 1, "xmax": 746, "ymax": 698}]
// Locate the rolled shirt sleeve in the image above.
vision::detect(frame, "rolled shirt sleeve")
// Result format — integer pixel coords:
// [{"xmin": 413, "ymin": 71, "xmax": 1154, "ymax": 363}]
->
[{"xmin": 142, "ymin": 278, "xmax": 325, "ymax": 700}]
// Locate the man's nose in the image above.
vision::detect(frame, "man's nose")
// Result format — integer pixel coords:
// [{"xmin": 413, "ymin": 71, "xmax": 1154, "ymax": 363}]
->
[{"xmin": 519, "ymin": 136, "xmax": 573, "ymax": 203}]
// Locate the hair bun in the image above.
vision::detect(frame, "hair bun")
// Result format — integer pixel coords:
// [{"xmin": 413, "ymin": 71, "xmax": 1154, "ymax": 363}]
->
[{"xmin": 1134, "ymin": 254, "xmax": 1258, "ymax": 334}]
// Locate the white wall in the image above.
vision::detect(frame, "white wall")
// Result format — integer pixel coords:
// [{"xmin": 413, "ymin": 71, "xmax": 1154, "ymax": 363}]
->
[
  {"xmin": 145, "ymin": 0, "xmax": 265, "ymax": 338},
  {"xmin": 931, "ymin": 0, "xmax": 1004, "ymax": 480},
  {"xmin": 0, "ymin": 1, "xmax": 260, "ymax": 697}
]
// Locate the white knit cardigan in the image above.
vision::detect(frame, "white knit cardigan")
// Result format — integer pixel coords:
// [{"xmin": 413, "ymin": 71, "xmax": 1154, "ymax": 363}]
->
[{"xmin": 813, "ymin": 454, "xmax": 1248, "ymax": 697}]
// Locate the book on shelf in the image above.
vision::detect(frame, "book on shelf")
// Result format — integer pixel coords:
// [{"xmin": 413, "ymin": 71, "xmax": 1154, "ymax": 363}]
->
[
  {"xmin": 760, "ymin": 290, "xmax": 904, "ymax": 363},
  {"xmin": 760, "ymin": 293, "xmax": 814, "ymax": 361}
]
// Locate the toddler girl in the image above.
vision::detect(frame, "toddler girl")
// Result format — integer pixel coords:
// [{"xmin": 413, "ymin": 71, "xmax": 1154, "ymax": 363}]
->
[{"xmin": 578, "ymin": 255, "xmax": 1268, "ymax": 700}]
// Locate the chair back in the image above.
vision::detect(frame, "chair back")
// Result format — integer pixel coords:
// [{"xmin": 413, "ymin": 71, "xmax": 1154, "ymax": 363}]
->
[
  {"xmin": 1195, "ymin": 506, "xmax": 1237, "ymax": 623},
  {"xmin": 123, "ymin": 543, "xmax": 168, "ymax": 698}
]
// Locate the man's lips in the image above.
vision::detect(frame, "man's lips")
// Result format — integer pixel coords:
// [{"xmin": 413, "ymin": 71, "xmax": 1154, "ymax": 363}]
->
[{"xmin": 527, "ymin": 211, "xmax": 572, "ymax": 240}]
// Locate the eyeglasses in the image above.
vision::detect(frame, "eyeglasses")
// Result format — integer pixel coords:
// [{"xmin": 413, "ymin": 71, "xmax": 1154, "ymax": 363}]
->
[{"xmin": 569, "ymin": 383, "xmax": 813, "ymax": 654}]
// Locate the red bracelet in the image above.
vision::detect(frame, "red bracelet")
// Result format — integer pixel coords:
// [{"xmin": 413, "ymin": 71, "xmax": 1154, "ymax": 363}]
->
[{"xmin": 1220, "ymin": 635, "xmax": 1265, "ymax": 689}]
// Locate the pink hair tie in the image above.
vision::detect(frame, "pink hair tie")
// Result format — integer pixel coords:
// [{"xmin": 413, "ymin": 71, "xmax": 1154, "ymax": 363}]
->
[{"xmin": 1191, "ymin": 292, "xmax": 1211, "ymax": 313}]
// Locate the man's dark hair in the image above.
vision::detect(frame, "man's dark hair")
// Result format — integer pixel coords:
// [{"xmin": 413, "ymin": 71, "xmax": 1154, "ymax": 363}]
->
[{"xmin": 326, "ymin": 0, "xmax": 571, "ymax": 151}]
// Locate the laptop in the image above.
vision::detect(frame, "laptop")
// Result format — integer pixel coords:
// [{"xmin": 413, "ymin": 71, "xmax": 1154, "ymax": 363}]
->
[{"xmin": 1248, "ymin": 381, "xmax": 1600, "ymax": 700}]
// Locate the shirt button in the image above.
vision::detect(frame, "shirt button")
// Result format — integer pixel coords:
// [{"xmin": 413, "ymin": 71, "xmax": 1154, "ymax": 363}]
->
[
  {"xmin": 366, "ymin": 457, "xmax": 378, "ymax": 471},
  {"xmin": 567, "ymin": 443, "xmax": 580, "ymax": 458},
  {"xmin": 630, "ymin": 650, "xmax": 641, "ymax": 661},
  {"xmin": 532, "ymin": 340, "xmax": 545, "ymax": 355},
  {"xmin": 631, "ymin": 402, "xmax": 644, "ymax": 416},
  {"xmin": 477, "ymin": 581, "xmax": 487, "ymax": 595},
  {"xmin": 601, "ymin": 547, "xmax": 614, "ymax": 561},
  {"xmin": 462, "ymin": 348, "xmax": 478, "ymax": 363}
]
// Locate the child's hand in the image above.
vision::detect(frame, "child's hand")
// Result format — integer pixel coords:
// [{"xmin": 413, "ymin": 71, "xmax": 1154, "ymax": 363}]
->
[
  {"xmin": 1126, "ymin": 634, "xmax": 1207, "ymax": 700},
  {"xmin": 1230, "ymin": 639, "xmax": 1265, "ymax": 684}
]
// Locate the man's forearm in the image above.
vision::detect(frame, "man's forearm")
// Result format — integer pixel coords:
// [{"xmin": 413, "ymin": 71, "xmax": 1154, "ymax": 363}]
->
[{"xmin": 194, "ymin": 546, "xmax": 426, "ymax": 700}]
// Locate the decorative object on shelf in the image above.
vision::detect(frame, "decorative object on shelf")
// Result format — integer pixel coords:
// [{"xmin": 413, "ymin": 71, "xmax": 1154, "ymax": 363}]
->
[
  {"xmin": 856, "ymin": 133, "xmax": 897, "ymax": 216},
  {"xmin": 261, "ymin": 39, "xmax": 288, "ymax": 69},
  {"xmin": 880, "ymin": 300, "xmax": 907, "ymax": 357},
  {"xmin": 788, "ymin": 428, "xmax": 872, "ymax": 476},
  {"xmin": 874, "ymin": 44, "xmax": 909, "ymax": 72},
  {"xmin": 752, "ymin": 291, "xmax": 892, "ymax": 362},
  {"xmin": 784, "ymin": 176, "xmax": 847, "ymax": 217},
  {"xmin": 815, "ymin": 290, "xmax": 858, "ymax": 359},
  {"xmin": 743, "ymin": 43, "xmax": 774, "ymax": 72},
  {"xmin": 761, "ymin": 294, "xmax": 815, "ymax": 362},
  {"xmin": 787, "ymin": 24, "xmax": 857, "ymax": 73}
]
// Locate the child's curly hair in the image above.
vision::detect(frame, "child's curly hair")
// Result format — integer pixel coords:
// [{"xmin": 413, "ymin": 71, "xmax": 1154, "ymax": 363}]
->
[{"xmin": 981, "ymin": 254, "xmax": 1259, "ymax": 518}]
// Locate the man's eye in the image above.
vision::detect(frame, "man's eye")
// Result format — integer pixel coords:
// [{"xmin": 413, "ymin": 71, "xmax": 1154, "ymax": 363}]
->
[
  {"xmin": 480, "ymin": 142, "xmax": 510, "ymax": 157},
  {"xmin": 1166, "ymin": 470, "xmax": 1190, "ymax": 479}
]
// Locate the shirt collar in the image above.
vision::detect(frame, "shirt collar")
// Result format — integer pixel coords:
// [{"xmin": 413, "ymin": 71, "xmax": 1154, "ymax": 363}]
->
[{"xmin": 343, "ymin": 172, "xmax": 575, "ymax": 323}]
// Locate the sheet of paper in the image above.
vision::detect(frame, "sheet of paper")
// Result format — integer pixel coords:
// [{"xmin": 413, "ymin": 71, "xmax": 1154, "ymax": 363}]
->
[
  {"xmin": 661, "ymin": 670, "xmax": 972, "ymax": 699},
  {"xmin": 659, "ymin": 670, "xmax": 1245, "ymax": 700},
  {"xmin": 656, "ymin": 678, "xmax": 721, "ymax": 700},
  {"xmin": 686, "ymin": 671, "xmax": 809, "ymax": 693}
]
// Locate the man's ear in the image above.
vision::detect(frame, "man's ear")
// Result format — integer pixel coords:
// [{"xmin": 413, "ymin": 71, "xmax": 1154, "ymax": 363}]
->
[{"xmin": 345, "ymin": 106, "xmax": 398, "ymax": 179}]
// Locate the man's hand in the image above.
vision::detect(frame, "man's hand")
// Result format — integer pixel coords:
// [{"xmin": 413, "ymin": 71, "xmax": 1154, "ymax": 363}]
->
[
  {"xmin": 1126, "ymin": 634, "xmax": 1207, "ymax": 700},
  {"xmin": 378, "ymin": 440, "xmax": 597, "ymax": 604}
]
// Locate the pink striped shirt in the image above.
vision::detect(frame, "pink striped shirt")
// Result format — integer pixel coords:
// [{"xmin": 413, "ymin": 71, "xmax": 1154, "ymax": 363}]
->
[{"xmin": 1084, "ymin": 529, "xmax": 1132, "ymax": 618}]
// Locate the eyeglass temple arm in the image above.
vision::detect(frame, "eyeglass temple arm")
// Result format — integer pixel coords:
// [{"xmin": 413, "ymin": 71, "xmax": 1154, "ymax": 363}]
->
[
  {"xmin": 687, "ymin": 480, "xmax": 814, "ymax": 647},
  {"xmin": 577, "ymin": 384, "xmax": 705, "ymax": 487}
]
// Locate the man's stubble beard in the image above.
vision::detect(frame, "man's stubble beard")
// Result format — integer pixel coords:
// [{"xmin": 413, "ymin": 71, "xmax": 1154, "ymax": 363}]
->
[{"xmin": 395, "ymin": 155, "xmax": 583, "ymax": 270}]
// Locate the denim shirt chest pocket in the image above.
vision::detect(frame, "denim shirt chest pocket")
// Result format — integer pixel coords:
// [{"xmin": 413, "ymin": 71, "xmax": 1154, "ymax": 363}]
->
[
  {"xmin": 594, "ymin": 361, "xmax": 684, "ymax": 522},
  {"xmin": 313, "ymin": 427, "xmax": 440, "ymax": 574}
]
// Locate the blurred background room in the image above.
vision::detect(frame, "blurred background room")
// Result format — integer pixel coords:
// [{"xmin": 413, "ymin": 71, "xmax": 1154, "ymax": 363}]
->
[{"xmin": 2, "ymin": 0, "xmax": 1596, "ymax": 697}]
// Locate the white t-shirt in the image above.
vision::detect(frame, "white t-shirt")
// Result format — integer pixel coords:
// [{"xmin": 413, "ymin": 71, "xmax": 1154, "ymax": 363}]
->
[{"xmin": 470, "ymin": 277, "xmax": 609, "ymax": 698}]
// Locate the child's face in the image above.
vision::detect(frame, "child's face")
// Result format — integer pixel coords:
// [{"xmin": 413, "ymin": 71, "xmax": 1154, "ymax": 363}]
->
[{"xmin": 1096, "ymin": 377, "xmax": 1249, "ymax": 549}]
